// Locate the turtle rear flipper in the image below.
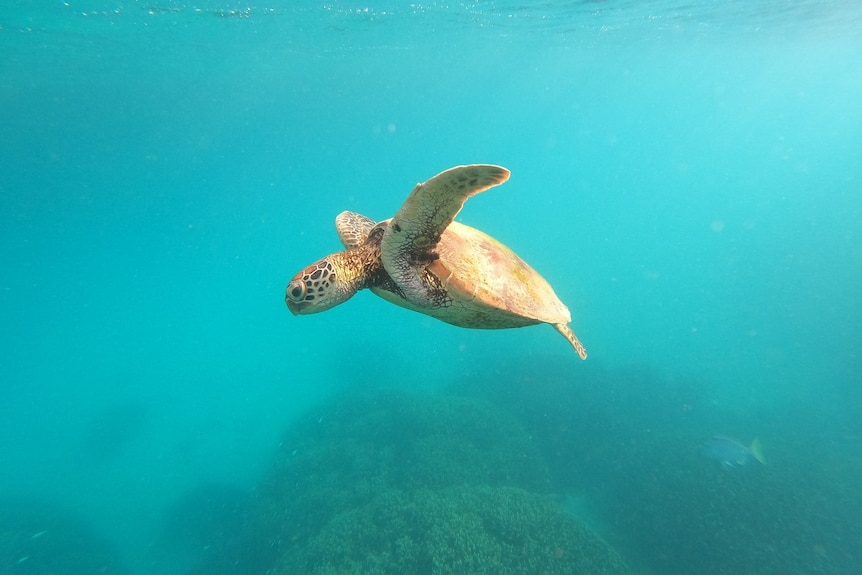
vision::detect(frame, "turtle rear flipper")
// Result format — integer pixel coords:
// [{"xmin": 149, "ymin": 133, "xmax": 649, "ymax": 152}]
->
[{"xmin": 553, "ymin": 323, "xmax": 588, "ymax": 360}]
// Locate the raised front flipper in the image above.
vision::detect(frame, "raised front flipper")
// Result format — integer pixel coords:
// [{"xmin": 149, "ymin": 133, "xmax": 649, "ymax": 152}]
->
[{"xmin": 381, "ymin": 165, "xmax": 510, "ymax": 308}]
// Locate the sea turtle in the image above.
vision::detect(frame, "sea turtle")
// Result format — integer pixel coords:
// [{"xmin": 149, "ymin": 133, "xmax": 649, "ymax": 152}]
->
[{"xmin": 285, "ymin": 164, "xmax": 587, "ymax": 358}]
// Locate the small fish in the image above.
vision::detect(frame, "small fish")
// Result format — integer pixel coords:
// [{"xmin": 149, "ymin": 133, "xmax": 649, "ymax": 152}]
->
[{"xmin": 706, "ymin": 435, "xmax": 766, "ymax": 469}]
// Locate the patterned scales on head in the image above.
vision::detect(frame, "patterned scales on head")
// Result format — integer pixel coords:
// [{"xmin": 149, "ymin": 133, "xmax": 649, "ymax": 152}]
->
[{"xmin": 285, "ymin": 164, "xmax": 587, "ymax": 359}]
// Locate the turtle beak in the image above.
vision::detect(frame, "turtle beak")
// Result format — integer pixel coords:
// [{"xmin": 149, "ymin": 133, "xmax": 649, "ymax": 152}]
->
[{"xmin": 286, "ymin": 299, "xmax": 301, "ymax": 315}]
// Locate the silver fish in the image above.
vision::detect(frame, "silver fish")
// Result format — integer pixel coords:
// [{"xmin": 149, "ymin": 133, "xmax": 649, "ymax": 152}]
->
[{"xmin": 706, "ymin": 435, "xmax": 766, "ymax": 469}]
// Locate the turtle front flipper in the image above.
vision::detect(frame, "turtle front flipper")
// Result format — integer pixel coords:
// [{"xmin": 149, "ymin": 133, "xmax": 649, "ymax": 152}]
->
[
  {"xmin": 335, "ymin": 211, "xmax": 378, "ymax": 249},
  {"xmin": 381, "ymin": 164, "xmax": 510, "ymax": 308}
]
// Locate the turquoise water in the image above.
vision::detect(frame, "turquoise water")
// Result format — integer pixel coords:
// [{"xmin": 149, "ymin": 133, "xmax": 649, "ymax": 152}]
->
[{"xmin": 2, "ymin": 1, "xmax": 861, "ymax": 573}]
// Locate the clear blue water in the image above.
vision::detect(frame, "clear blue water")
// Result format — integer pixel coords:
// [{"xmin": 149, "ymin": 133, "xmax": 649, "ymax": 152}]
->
[{"xmin": 1, "ymin": 1, "xmax": 861, "ymax": 573}]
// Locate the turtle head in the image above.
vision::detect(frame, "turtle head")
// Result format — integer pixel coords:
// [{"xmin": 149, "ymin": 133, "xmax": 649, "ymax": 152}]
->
[{"xmin": 285, "ymin": 252, "xmax": 363, "ymax": 315}]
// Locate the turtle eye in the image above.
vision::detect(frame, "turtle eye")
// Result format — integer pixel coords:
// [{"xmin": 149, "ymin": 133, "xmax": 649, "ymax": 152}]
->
[{"xmin": 286, "ymin": 279, "xmax": 307, "ymax": 303}]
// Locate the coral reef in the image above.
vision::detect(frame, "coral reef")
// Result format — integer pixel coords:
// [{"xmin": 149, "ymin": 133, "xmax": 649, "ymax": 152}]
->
[
  {"xmin": 275, "ymin": 485, "xmax": 631, "ymax": 575},
  {"xmin": 203, "ymin": 388, "xmax": 631, "ymax": 575},
  {"xmin": 249, "ymin": 390, "xmax": 552, "ymax": 553}
]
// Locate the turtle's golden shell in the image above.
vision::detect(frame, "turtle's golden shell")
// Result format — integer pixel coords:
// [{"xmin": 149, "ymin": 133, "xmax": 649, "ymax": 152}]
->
[{"xmin": 374, "ymin": 220, "xmax": 571, "ymax": 329}]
